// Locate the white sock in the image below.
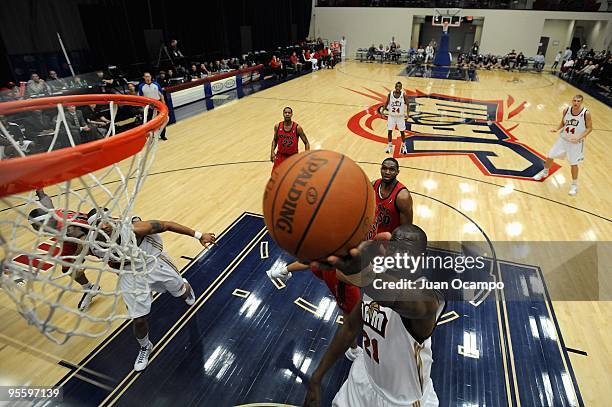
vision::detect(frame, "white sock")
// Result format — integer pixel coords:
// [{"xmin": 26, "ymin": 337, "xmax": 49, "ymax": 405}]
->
[
  {"xmin": 137, "ymin": 334, "xmax": 149, "ymax": 347},
  {"xmin": 387, "ymin": 142, "xmax": 393, "ymax": 146},
  {"xmin": 572, "ymin": 180, "xmax": 578, "ymax": 186},
  {"xmin": 542, "ymin": 168, "xmax": 549, "ymax": 175},
  {"xmin": 81, "ymin": 282, "xmax": 92, "ymax": 289},
  {"xmin": 282, "ymin": 267, "xmax": 289, "ymax": 276}
]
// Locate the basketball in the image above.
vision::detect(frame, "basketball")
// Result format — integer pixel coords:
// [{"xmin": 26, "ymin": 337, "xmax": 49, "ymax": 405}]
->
[{"xmin": 263, "ymin": 150, "xmax": 375, "ymax": 260}]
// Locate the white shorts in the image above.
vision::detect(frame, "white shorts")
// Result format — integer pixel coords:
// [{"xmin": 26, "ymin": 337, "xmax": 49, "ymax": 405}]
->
[
  {"xmin": 332, "ymin": 354, "xmax": 439, "ymax": 407},
  {"xmin": 548, "ymin": 137, "xmax": 585, "ymax": 165},
  {"xmin": 387, "ymin": 115, "xmax": 406, "ymax": 131},
  {"xmin": 119, "ymin": 255, "xmax": 186, "ymax": 319}
]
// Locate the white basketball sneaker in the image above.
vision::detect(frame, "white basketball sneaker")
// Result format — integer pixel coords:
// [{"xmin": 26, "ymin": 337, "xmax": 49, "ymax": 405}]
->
[
  {"xmin": 568, "ymin": 184, "xmax": 578, "ymax": 196},
  {"xmin": 78, "ymin": 284, "xmax": 100, "ymax": 312},
  {"xmin": 533, "ymin": 169, "xmax": 549, "ymax": 181},
  {"xmin": 345, "ymin": 346, "xmax": 363, "ymax": 361},
  {"xmin": 183, "ymin": 279, "xmax": 195, "ymax": 306},
  {"xmin": 266, "ymin": 266, "xmax": 292, "ymax": 282},
  {"xmin": 134, "ymin": 341, "xmax": 153, "ymax": 372},
  {"xmin": 385, "ymin": 143, "xmax": 393, "ymax": 154},
  {"xmin": 400, "ymin": 143, "xmax": 408, "ymax": 154}
]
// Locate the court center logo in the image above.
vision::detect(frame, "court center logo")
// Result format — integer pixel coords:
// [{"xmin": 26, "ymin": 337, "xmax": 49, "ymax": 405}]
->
[{"xmin": 346, "ymin": 87, "xmax": 560, "ymax": 180}]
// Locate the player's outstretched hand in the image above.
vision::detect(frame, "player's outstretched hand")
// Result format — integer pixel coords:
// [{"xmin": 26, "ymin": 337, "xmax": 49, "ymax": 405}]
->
[
  {"xmin": 199, "ymin": 233, "xmax": 216, "ymax": 247},
  {"xmin": 311, "ymin": 232, "xmax": 392, "ymax": 275},
  {"xmin": 303, "ymin": 377, "xmax": 321, "ymax": 407}
]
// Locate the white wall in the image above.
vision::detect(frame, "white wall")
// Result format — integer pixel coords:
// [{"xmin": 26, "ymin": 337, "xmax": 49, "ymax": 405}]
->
[
  {"xmin": 580, "ymin": 20, "xmax": 609, "ymax": 50},
  {"xmin": 313, "ymin": 8, "xmax": 414, "ymax": 54},
  {"xmin": 542, "ymin": 20, "xmax": 575, "ymax": 63},
  {"xmin": 314, "ymin": 7, "xmax": 612, "ymax": 58}
]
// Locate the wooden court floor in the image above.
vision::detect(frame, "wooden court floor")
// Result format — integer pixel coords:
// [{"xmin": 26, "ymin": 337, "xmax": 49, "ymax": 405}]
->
[{"xmin": 1, "ymin": 61, "xmax": 610, "ymax": 405}]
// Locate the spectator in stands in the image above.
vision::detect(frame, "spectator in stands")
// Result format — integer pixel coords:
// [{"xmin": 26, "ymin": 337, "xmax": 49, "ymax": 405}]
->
[
  {"xmin": 25, "ymin": 73, "xmax": 50, "ymax": 98},
  {"xmin": 0, "ymin": 82, "xmax": 20, "ymax": 101},
  {"xmin": 305, "ymin": 50, "xmax": 318, "ymax": 70},
  {"xmin": 471, "ymin": 42, "xmax": 479, "ymax": 56},
  {"xmin": 82, "ymin": 104, "xmax": 109, "ymax": 139},
  {"xmin": 189, "ymin": 64, "xmax": 199, "ymax": 81},
  {"xmin": 533, "ymin": 52, "xmax": 545, "ymax": 72},
  {"xmin": 95, "ymin": 70, "xmax": 114, "ymax": 93},
  {"xmin": 316, "ymin": 37, "xmax": 325, "ymax": 52},
  {"xmin": 576, "ymin": 61, "xmax": 597, "ymax": 82},
  {"xmin": 169, "ymin": 39, "xmax": 185, "ymax": 68},
  {"xmin": 214, "ymin": 61, "xmax": 222, "ymax": 72},
  {"xmin": 157, "ymin": 71, "xmax": 169, "ymax": 87},
  {"xmin": 476, "ymin": 54, "xmax": 485, "ymax": 68},
  {"xmin": 127, "ymin": 82, "xmax": 137, "ymax": 96},
  {"xmin": 367, "ymin": 44, "xmax": 376, "ymax": 61},
  {"xmin": 71, "ymin": 76, "xmax": 86, "ymax": 88},
  {"xmin": 47, "ymin": 70, "xmax": 68, "ymax": 91},
  {"xmin": 560, "ymin": 58, "xmax": 575, "ymax": 76},
  {"xmin": 505, "ymin": 50, "xmax": 517, "ymax": 70},
  {"xmin": 389, "ymin": 37, "xmax": 397, "ymax": 52},
  {"xmin": 64, "ymin": 105, "xmax": 89, "ymax": 145},
  {"xmin": 199, "ymin": 64, "xmax": 210, "ymax": 78},
  {"xmin": 138, "ymin": 72, "xmax": 167, "ymax": 140},
  {"xmin": 290, "ymin": 51, "xmax": 303, "ymax": 73},
  {"xmin": 562, "ymin": 47, "xmax": 572, "ymax": 65},
  {"xmin": 551, "ymin": 51, "xmax": 562, "ymax": 71},
  {"xmin": 516, "ymin": 52, "xmax": 527, "ymax": 70},
  {"xmin": 576, "ymin": 44, "xmax": 588, "ymax": 59},
  {"xmin": 269, "ymin": 55, "xmax": 285, "ymax": 79},
  {"xmin": 326, "ymin": 47, "xmax": 336, "ymax": 68},
  {"xmin": 220, "ymin": 59, "xmax": 230, "ymax": 72},
  {"xmin": 228, "ymin": 58, "xmax": 240, "ymax": 70},
  {"xmin": 425, "ymin": 43, "xmax": 434, "ymax": 64}
]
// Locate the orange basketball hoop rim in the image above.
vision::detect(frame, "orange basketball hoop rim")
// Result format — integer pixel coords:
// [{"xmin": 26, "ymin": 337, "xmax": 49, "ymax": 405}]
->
[{"xmin": 0, "ymin": 94, "xmax": 168, "ymax": 198}]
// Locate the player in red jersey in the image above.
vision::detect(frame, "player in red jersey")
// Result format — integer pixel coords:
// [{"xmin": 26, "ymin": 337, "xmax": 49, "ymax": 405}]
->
[
  {"xmin": 27, "ymin": 189, "xmax": 99, "ymax": 311},
  {"xmin": 267, "ymin": 260, "xmax": 363, "ymax": 361},
  {"xmin": 367, "ymin": 157, "xmax": 413, "ymax": 240},
  {"xmin": 270, "ymin": 106, "xmax": 310, "ymax": 172}
]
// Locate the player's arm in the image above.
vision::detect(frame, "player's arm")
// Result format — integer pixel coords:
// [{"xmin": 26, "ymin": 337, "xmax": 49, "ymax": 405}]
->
[
  {"xmin": 132, "ymin": 220, "xmax": 216, "ymax": 246},
  {"xmin": 286, "ymin": 261, "xmax": 310, "ymax": 273},
  {"xmin": 383, "ymin": 94, "xmax": 390, "ymax": 113},
  {"xmin": 35, "ymin": 189, "xmax": 54, "ymax": 210},
  {"xmin": 580, "ymin": 111, "xmax": 593, "ymax": 140},
  {"xmin": 303, "ymin": 300, "xmax": 363, "ymax": 407},
  {"xmin": 396, "ymin": 189, "xmax": 413, "ymax": 225},
  {"xmin": 297, "ymin": 125, "xmax": 310, "ymax": 150},
  {"xmin": 403, "ymin": 93, "xmax": 410, "ymax": 117},
  {"xmin": 551, "ymin": 108, "xmax": 567, "ymax": 132},
  {"xmin": 271, "ymin": 124, "xmax": 279, "ymax": 162}
]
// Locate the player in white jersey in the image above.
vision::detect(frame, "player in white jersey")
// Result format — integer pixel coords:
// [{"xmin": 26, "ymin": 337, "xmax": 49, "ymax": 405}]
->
[
  {"xmin": 304, "ymin": 224, "xmax": 444, "ymax": 407},
  {"xmin": 383, "ymin": 82, "xmax": 410, "ymax": 155},
  {"xmin": 88, "ymin": 212, "xmax": 216, "ymax": 371},
  {"xmin": 533, "ymin": 94, "xmax": 592, "ymax": 195}
]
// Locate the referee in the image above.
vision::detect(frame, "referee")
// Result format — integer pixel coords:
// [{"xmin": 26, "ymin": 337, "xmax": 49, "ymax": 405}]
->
[{"xmin": 138, "ymin": 72, "xmax": 168, "ymax": 140}]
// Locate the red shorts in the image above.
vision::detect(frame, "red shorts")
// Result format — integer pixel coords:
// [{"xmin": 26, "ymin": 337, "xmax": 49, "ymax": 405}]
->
[
  {"xmin": 60, "ymin": 241, "xmax": 78, "ymax": 272},
  {"xmin": 272, "ymin": 153, "xmax": 295, "ymax": 172},
  {"xmin": 311, "ymin": 266, "xmax": 360, "ymax": 314}
]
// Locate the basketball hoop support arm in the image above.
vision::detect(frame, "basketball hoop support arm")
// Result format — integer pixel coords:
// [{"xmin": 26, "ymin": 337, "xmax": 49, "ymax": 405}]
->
[{"xmin": 57, "ymin": 32, "xmax": 76, "ymax": 78}]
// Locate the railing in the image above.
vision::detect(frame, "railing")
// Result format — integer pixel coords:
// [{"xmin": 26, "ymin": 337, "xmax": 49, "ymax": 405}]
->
[{"xmin": 316, "ymin": 0, "xmax": 609, "ymax": 12}]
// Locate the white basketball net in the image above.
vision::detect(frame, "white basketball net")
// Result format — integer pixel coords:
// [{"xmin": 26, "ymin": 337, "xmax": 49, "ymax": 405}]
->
[{"xmin": 0, "ymin": 99, "xmax": 165, "ymax": 344}]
